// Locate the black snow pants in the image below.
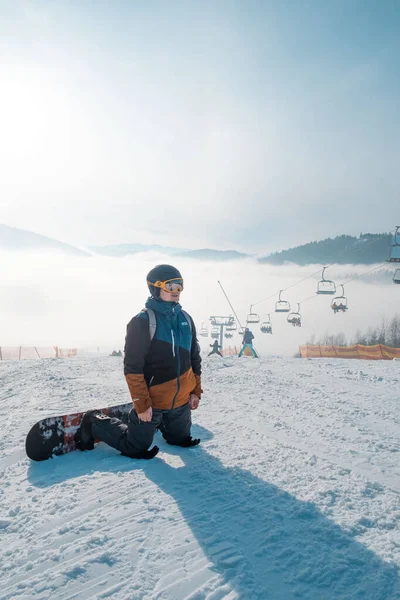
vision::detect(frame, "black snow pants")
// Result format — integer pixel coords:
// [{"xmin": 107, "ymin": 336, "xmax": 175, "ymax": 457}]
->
[{"xmin": 90, "ymin": 401, "xmax": 192, "ymax": 458}]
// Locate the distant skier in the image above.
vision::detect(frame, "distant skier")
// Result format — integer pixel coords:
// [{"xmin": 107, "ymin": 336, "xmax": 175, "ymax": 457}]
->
[
  {"xmin": 208, "ymin": 340, "xmax": 223, "ymax": 357},
  {"xmin": 75, "ymin": 264, "xmax": 202, "ymax": 459},
  {"xmin": 239, "ymin": 328, "xmax": 258, "ymax": 358}
]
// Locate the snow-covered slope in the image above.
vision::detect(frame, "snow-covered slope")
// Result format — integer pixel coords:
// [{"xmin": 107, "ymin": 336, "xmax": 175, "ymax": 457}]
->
[{"xmin": 0, "ymin": 355, "xmax": 399, "ymax": 599}]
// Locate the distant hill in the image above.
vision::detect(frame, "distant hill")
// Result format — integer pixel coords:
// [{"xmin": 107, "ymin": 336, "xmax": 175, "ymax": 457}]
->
[
  {"xmin": 2, "ymin": 224, "xmax": 395, "ymax": 265},
  {"xmin": 91, "ymin": 243, "xmax": 249, "ymax": 261},
  {"xmin": 0, "ymin": 224, "xmax": 90, "ymax": 257},
  {"xmin": 258, "ymin": 233, "xmax": 393, "ymax": 265},
  {"xmin": 90, "ymin": 243, "xmax": 184, "ymax": 257},
  {"xmin": 179, "ymin": 249, "xmax": 247, "ymax": 261}
]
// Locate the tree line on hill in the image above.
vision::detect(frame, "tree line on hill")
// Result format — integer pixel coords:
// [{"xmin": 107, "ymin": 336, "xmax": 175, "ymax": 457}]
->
[
  {"xmin": 306, "ymin": 314, "xmax": 400, "ymax": 348},
  {"xmin": 260, "ymin": 233, "xmax": 392, "ymax": 266}
]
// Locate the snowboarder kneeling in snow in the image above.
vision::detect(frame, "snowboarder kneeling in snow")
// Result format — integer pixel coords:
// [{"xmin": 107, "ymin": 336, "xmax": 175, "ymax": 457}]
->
[
  {"xmin": 208, "ymin": 339, "xmax": 223, "ymax": 357},
  {"xmin": 75, "ymin": 264, "xmax": 202, "ymax": 459},
  {"xmin": 238, "ymin": 328, "xmax": 258, "ymax": 358}
]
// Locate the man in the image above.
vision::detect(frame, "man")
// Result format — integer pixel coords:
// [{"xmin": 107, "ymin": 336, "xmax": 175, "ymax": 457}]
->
[
  {"xmin": 238, "ymin": 328, "xmax": 258, "ymax": 358},
  {"xmin": 75, "ymin": 264, "xmax": 202, "ymax": 459}
]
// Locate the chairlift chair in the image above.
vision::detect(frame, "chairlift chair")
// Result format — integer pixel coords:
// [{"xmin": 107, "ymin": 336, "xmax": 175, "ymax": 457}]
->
[
  {"xmin": 224, "ymin": 332, "xmax": 233, "ymax": 339},
  {"xmin": 287, "ymin": 304, "xmax": 302, "ymax": 327},
  {"xmin": 275, "ymin": 290, "xmax": 291, "ymax": 313},
  {"xmin": 260, "ymin": 314, "xmax": 273, "ymax": 334},
  {"xmin": 316, "ymin": 267, "xmax": 336, "ymax": 295},
  {"xmin": 238, "ymin": 327, "xmax": 246, "ymax": 335},
  {"xmin": 199, "ymin": 322, "xmax": 209, "ymax": 337},
  {"xmin": 393, "ymin": 268, "xmax": 400, "ymax": 284},
  {"xmin": 388, "ymin": 226, "xmax": 400, "ymax": 262},
  {"xmin": 226, "ymin": 318, "xmax": 237, "ymax": 331},
  {"xmin": 211, "ymin": 327, "xmax": 219, "ymax": 339},
  {"xmin": 331, "ymin": 285, "xmax": 348, "ymax": 313},
  {"xmin": 246, "ymin": 306, "xmax": 260, "ymax": 324}
]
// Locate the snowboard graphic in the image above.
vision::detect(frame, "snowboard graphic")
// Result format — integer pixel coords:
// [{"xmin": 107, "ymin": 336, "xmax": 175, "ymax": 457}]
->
[{"xmin": 26, "ymin": 402, "xmax": 132, "ymax": 461}]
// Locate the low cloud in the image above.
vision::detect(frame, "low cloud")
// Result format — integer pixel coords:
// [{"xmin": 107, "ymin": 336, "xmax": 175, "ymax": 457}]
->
[{"xmin": 0, "ymin": 251, "xmax": 398, "ymax": 356}]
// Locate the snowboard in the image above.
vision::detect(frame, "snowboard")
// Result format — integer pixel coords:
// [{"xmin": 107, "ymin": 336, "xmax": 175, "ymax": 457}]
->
[{"xmin": 26, "ymin": 402, "xmax": 132, "ymax": 462}]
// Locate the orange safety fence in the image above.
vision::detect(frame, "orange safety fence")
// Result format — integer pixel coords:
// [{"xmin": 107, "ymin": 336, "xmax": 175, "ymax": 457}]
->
[
  {"xmin": 381, "ymin": 345, "xmax": 400, "ymax": 359},
  {"xmin": 0, "ymin": 346, "xmax": 78, "ymax": 360},
  {"xmin": 243, "ymin": 346, "xmax": 255, "ymax": 357},
  {"xmin": 335, "ymin": 346, "xmax": 361, "ymax": 359},
  {"xmin": 319, "ymin": 345, "xmax": 337, "ymax": 358},
  {"xmin": 299, "ymin": 344, "xmax": 400, "ymax": 360},
  {"xmin": 222, "ymin": 346, "xmax": 239, "ymax": 356},
  {"xmin": 357, "ymin": 345, "xmax": 384, "ymax": 360}
]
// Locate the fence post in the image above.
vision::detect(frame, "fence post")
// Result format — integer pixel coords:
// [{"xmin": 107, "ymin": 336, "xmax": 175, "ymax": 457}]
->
[
  {"xmin": 34, "ymin": 347, "xmax": 40, "ymax": 358},
  {"xmin": 19, "ymin": 346, "xmax": 22, "ymax": 360},
  {"xmin": 0, "ymin": 347, "xmax": 2, "ymax": 361}
]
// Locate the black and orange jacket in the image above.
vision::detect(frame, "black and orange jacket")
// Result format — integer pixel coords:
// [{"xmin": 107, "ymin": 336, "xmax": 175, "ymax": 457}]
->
[{"xmin": 124, "ymin": 297, "xmax": 202, "ymax": 413}]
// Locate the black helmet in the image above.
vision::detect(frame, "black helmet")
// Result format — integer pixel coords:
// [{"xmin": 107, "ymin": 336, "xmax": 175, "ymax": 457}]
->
[{"xmin": 146, "ymin": 264, "xmax": 182, "ymax": 297}]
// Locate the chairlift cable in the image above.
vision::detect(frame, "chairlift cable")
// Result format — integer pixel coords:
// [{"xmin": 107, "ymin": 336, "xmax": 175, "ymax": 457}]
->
[
  {"xmin": 254, "ymin": 258, "xmax": 392, "ymax": 314},
  {"xmin": 250, "ymin": 228, "xmax": 396, "ymax": 310},
  {"xmin": 252, "ymin": 268, "xmax": 323, "ymax": 307},
  {"xmin": 298, "ymin": 262, "xmax": 388, "ymax": 306},
  {"xmin": 340, "ymin": 263, "xmax": 388, "ymax": 286}
]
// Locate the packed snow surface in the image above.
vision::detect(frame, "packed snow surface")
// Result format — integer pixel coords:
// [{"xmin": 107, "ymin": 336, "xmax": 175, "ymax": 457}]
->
[{"xmin": 0, "ymin": 355, "xmax": 399, "ymax": 599}]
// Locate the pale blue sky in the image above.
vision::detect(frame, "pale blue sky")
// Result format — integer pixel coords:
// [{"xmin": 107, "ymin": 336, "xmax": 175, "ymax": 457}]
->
[{"xmin": 0, "ymin": 0, "xmax": 399, "ymax": 252}]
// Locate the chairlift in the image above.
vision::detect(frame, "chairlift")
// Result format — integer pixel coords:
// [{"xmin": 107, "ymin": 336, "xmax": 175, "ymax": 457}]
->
[
  {"xmin": 261, "ymin": 324, "xmax": 273, "ymax": 334},
  {"xmin": 210, "ymin": 317, "xmax": 217, "ymax": 327},
  {"xmin": 224, "ymin": 332, "xmax": 233, "ymax": 339},
  {"xmin": 331, "ymin": 285, "xmax": 348, "ymax": 313},
  {"xmin": 199, "ymin": 322, "xmax": 209, "ymax": 337},
  {"xmin": 246, "ymin": 305, "xmax": 260, "ymax": 324},
  {"xmin": 275, "ymin": 290, "xmax": 291, "ymax": 313},
  {"xmin": 388, "ymin": 226, "xmax": 400, "ymax": 262},
  {"xmin": 211, "ymin": 327, "xmax": 219, "ymax": 339},
  {"xmin": 238, "ymin": 326, "xmax": 246, "ymax": 335},
  {"xmin": 393, "ymin": 268, "xmax": 400, "ymax": 284},
  {"xmin": 226, "ymin": 317, "xmax": 237, "ymax": 331},
  {"xmin": 260, "ymin": 314, "xmax": 273, "ymax": 334},
  {"xmin": 287, "ymin": 303, "xmax": 302, "ymax": 327},
  {"xmin": 316, "ymin": 267, "xmax": 336, "ymax": 295}
]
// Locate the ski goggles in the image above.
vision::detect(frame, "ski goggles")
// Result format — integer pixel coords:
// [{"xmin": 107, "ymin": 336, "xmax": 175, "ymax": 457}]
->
[{"xmin": 148, "ymin": 278, "xmax": 184, "ymax": 293}]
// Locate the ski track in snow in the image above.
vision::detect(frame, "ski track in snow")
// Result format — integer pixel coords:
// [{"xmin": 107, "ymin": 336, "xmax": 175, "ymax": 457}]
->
[{"xmin": 0, "ymin": 355, "xmax": 399, "ymax": 599}]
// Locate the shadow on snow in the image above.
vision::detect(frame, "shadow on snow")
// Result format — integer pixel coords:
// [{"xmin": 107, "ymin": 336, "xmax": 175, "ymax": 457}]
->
[{"xmin": 27, "ymin": 425, "xmax": 399, "ymax": 599}]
